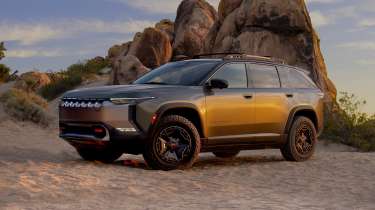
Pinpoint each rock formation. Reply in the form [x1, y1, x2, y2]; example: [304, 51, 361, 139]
[108, 20, 174, 85]
[107, 0, 336, 101]
[173, 0, 218, 57]
[203, 0, 336, 100]
[109, 55, 149, 85]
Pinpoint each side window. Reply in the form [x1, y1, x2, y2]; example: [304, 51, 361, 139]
[278, 66, 316, 89]
[211, 63, 247, 88]
[248, 64, 280, 88]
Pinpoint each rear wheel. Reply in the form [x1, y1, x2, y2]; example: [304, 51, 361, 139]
[281, 116, 317, 161]
[77, 147, 123, 163]
[213, 151, 240, 158]
[143, 115, 201, 171]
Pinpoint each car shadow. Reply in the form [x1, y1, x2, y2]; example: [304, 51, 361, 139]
[113, 154, 285, 170]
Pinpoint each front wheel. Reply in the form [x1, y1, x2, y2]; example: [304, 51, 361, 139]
[281, 116, 317, 162]
[77, 147, 123, 163]
[143, 115, 201, 171]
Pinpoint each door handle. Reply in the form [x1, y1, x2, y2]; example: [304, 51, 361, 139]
[286, 93, 294, 98]
[243, 95, 253, 99]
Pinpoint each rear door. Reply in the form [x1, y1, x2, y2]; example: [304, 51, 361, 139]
[205, 63, 256, 138]
[247, 63, 290, 137]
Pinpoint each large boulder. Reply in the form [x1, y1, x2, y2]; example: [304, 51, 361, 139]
[173, 0, 218, 57]
[107, 42, 132, 67]
[203, 0, 336, 100]
[109, 55, 150, 85]
[108, 26, 172, 85]
[155, 19, 175, 43]
[128, 27, 173, 69]
[14, 71, 51, 92]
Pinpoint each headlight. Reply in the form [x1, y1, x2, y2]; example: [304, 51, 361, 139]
[109, 97, 156, 105]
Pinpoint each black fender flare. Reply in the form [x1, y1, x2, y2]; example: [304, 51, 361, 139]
[284, 105, 317, 134]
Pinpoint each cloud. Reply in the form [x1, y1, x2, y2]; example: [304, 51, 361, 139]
[338, 41, 375, 51]
[310, 11, 331, 27]
[356, 59, 375, 66]
[359, 19, 375, 28]
[113, 0, 220, 14]
[0, 19, 155, 46]
[5, 49, 66, 58]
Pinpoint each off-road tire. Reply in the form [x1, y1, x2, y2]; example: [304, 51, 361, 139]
[143, 115, 201, 171]
[77, 148, 123, 163]
[213, 151, 240, 158]
[281, 116, 317, 162]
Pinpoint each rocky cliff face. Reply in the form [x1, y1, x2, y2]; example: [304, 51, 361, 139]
[203, 0, 336, 100]
[107, 0, 336, 100]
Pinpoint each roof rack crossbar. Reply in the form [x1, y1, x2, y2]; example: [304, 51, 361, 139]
[193, 53, 285, 64]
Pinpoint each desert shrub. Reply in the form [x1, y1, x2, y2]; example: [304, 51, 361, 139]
[323, 92, 375, 151]
[0, 88, 50, 125]
[0, 64, 10, 82]
[38, 57, 108, 100]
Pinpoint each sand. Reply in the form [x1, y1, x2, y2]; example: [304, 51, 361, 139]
[0, 79, 375, 210]
[0, 119, 374, 210]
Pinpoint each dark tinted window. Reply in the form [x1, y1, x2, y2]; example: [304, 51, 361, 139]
[134, 61, 219, 86]
[211, 63, 247, 88]
[248, 64, 280, 88]
[278, 66, 316, 89]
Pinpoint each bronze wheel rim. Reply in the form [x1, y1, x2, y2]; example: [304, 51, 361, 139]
[155, 126, 192, 164]
[295, 122, 314, 155]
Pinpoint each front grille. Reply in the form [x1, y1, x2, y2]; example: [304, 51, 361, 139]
[60, 98, 106, 109]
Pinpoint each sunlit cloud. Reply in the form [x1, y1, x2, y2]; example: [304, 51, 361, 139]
[0, 19, 155, 46]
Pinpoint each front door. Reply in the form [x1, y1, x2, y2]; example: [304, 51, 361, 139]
[205, 63, 256, 139]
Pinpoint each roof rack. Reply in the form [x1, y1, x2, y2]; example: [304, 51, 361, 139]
[193, 53, 285, 64]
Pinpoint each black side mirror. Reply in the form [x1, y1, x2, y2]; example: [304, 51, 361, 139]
[206, 79, 229, 89]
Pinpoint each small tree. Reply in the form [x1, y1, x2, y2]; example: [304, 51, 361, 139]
[0, 42, 5, 60]
[324, 92, 375, 151]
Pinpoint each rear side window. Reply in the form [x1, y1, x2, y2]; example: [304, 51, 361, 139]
[248, 64, 280, 88]
[211, 63, 247, 88]
[278, 66, 316, 89]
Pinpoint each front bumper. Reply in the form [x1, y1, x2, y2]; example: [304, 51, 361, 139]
[59, 100, 146, 154]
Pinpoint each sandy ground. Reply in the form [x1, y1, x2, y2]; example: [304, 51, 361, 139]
[0, 119, 374, 210]
[1, 79, 375, 210]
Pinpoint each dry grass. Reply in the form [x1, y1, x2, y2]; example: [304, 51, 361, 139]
[0, 88, 50, 126]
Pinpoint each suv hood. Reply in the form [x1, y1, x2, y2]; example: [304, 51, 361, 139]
[63, 84, 198, 99]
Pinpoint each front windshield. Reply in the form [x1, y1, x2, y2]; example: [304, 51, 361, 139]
[133, 60, 220, 86]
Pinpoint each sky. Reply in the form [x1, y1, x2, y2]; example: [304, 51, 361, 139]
[0, 0, 374, 113]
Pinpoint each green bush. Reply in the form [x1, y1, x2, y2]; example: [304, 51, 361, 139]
[0, 88, 50, 126]
[0, 64, 10, 82]
[39, 57, 108, 100]
[323, 92, 375, 151]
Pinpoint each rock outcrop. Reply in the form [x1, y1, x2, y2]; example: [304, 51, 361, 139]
[109, 55, 149, 85]
[108, 24, 173, 85]
[173, 0, 218, 57]
[203, 0, 336, 100]
[107, 0, 336, 101]
[155, 19, 175, 42]
[128, 27, 173, 69]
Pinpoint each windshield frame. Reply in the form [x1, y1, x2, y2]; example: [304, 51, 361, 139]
[133, 60, 222, 86]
